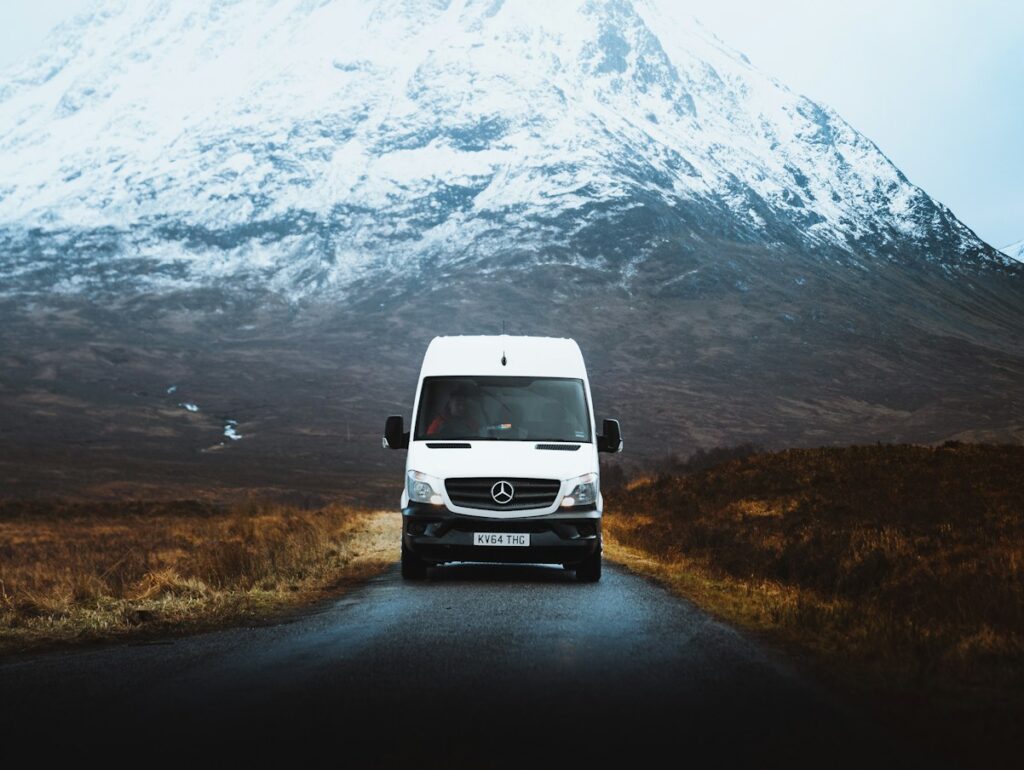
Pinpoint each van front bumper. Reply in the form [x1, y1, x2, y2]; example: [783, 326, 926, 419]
[402, 502, 600, 565]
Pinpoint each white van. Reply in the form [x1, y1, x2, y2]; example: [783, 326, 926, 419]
[383, 335, 622, 582]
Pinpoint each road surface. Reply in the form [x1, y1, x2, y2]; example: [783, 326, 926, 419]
[0, 561, 942, 768]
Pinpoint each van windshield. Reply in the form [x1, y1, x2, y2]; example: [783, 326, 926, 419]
[414, 376, 591, 442]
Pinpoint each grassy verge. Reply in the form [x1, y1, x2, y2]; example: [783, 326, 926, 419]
[602, 442, 1024, 768]
[0, 502, 395, 656]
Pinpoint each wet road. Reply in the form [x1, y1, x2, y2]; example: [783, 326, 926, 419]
[0, 562, 942, 768]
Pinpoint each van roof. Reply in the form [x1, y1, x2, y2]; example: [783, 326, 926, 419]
[420, 336, 587, 379]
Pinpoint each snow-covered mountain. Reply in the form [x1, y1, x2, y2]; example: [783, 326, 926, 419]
[1002, 240, 1024, 263]
[1, 0, 1023, 494]
[0, 0, 1012, 297]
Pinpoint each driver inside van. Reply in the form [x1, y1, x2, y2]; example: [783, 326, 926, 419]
[426, 387, 480, 438]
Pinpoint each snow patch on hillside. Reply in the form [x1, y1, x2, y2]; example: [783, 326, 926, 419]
[1001, 239, 1024, 263]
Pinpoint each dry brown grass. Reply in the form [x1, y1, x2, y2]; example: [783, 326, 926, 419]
[603, 442, 1024, 766]
[0, 502, 395, 656]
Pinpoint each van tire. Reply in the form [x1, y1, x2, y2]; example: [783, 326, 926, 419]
[401, 543, 428, 580]
[575, 549, 601, 582]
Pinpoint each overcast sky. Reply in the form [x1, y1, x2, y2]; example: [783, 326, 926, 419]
[1, 0, 1021, 247]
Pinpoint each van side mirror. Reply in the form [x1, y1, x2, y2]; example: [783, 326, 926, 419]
[383, 415, 409, 449]
[597, 418, 622, 453]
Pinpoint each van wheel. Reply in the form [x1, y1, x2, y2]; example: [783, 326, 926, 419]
[575, 549, 602, 583]
[401, 543, 428, 580]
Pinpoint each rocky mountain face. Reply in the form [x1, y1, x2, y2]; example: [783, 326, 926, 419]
[0, 0, 1021, 501]
[0, 0, 1014, 295]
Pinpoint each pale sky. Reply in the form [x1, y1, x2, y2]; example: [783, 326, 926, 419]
[1, 0, 1021, 248]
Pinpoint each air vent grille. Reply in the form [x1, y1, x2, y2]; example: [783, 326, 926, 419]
[445, 477, 561, 511]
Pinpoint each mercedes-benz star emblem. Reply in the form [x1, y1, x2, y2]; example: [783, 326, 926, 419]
[490, 480, 514, 505]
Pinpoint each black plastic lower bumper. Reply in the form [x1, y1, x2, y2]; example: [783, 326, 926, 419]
[402, 502, 601, 565]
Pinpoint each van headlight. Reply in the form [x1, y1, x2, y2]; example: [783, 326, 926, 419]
[561, 472, 598, 507]
[407, 470, 444, 506]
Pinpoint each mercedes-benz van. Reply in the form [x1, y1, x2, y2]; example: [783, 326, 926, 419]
[383, 335, 622, 582]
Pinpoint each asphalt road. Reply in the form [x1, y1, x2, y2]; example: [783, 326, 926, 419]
[0, 561, 944, 768]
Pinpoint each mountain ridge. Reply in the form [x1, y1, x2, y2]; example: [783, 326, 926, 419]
[0, 0, 1015, 299]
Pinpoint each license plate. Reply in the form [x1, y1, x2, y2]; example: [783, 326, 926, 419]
[473, 532, 530, 547]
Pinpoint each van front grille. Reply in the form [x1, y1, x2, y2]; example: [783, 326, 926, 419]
[445, 477, 561, 511]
